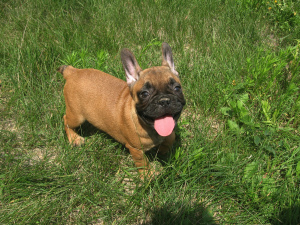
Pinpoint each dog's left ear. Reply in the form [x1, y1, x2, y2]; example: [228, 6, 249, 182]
[121, 48, 142, 86]
[162, 42, 178, 76]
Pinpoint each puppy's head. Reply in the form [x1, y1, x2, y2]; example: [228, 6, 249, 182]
[121, 43, 186, 137]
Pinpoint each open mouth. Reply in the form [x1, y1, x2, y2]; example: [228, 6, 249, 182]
[154, 115, 175, 136]
[140, 112, 181, 137]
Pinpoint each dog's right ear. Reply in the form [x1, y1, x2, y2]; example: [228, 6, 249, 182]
[121, 49, 142, 86]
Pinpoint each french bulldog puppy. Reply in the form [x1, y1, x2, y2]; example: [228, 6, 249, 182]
[58, 43, 185, 178]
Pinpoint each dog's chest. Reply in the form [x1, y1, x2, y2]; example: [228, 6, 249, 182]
[135, 130, 165, 152]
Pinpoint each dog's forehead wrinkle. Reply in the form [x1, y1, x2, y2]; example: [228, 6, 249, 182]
[143, 81, 152, 89]
[169, 77, 176, 84]
[142, 70, 177, 88]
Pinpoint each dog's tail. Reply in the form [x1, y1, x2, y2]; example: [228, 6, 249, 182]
[57, 65, 72, 79]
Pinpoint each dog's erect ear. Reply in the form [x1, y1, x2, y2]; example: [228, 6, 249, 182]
[121, 49, 142, 85]
[161, 42, 178, 76]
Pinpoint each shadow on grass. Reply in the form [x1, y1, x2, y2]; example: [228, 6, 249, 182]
[142, 201, 216, 225]
[75, 121, 102, 138]
[145, 125, 183, 166]
[75, 121, 183, 165]
[271, 204, 300, 225]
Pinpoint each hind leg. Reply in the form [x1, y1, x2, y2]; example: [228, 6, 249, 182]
[63, 112, 85, 146]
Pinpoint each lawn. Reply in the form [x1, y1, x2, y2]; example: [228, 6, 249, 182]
[0, 0, 300, 224]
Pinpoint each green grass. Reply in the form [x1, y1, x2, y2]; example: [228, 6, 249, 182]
[1, 0, 300, 224]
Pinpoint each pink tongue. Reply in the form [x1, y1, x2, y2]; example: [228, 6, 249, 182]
[154, 116, 175, 137]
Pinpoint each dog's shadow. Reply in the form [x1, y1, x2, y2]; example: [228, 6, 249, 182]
[142, 201, 217, 225]
[75, 121, 182, 166]
[75, 121, 102, 138]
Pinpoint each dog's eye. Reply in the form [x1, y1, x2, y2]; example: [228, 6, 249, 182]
[174, 85, 181, 92]
[140, 91, 150, 99]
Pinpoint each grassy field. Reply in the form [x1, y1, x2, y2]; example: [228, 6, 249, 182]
[1, 0, 300, 224]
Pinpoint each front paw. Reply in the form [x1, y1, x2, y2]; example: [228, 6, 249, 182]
[71, 136, 85, 147]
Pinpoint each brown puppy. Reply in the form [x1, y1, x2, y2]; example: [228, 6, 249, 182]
[58, 43, 185, 179]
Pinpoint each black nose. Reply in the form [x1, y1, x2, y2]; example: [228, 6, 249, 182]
[158, 98, 170, 107]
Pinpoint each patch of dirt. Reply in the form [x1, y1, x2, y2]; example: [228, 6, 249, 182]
[180, 105, 224, 142]
[259, 25, 279, 49]
[0, 118, 18, 132]
[0, 95, 58, 167]
[27, 147, 57, 166]
[115, 154, 165, 195]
